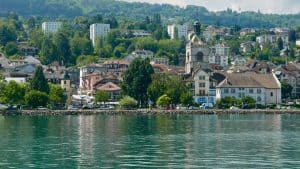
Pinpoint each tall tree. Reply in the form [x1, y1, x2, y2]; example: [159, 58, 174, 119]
[25, 90, 49, 108]
[95, 90, 110, 104]
[30, 66, 50, 94]
[40, 37, 58, 64]
[122, 58, 154, 107]
[277, 37, 284, 50]
[54, 32, 72, 65]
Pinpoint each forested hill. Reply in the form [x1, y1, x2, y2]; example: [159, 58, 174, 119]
[1, 0, 300, 28]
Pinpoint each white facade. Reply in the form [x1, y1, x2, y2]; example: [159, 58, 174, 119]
[5, 77, 27, 83]
[296, 40, 300, 47]
[209, 44, 230, 67]
[42, 22, 62, 34]
[216, 73, 281, 105]
[90, 24, 111, 45]
[256, 34, 289, 45]
[167, 24, 188, 39]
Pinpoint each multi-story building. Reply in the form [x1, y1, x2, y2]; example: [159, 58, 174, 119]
[167, 24, 188, 39]
[42, 22, 62, 34]
[90, 23, 111, 45]
[216, 72, 281, 105]
[186, 68, 225, 105]
[274, 62, 300, 99]
[209, 44, 230, 67]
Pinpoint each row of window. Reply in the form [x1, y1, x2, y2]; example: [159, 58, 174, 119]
[224, 88, 262, 94]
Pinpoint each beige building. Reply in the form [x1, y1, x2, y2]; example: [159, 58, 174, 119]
[216, 72, 281, 105]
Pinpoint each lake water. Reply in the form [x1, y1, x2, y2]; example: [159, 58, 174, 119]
[0, 114, 300, 168]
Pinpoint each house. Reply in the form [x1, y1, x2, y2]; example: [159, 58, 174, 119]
[125, 50, 154, 62]
[167, 24, 188, 39]
[185, 68, 226, 105]
[216, 72, 281, 105]
[249, 61, 274, 74]
[240, 28, 256, 36]
[90, 23, 110, 45]
[274, 62, 300, 98]
[4, 72, 29, 83]
[0, 56, 11, 69]
[81, 72, 122, 101]
[209, 43, 230, 67]
[150, 58, 169, 66]
[19, 46, 37, 56]
[79, 64, 108, 90]
[103, 60, 129, 73]
[232, 57, 247, 66]
[42, 22, 62, 34]
[240, 41, 255, 53]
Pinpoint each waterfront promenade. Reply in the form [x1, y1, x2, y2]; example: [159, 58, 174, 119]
[2, 109, 300, 116]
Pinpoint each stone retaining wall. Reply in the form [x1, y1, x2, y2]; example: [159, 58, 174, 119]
[1, 109, 300, 116]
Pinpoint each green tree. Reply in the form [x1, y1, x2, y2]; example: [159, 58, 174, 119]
[277, 37, 284, 50]
[119, 96, 138, 109]
[25, 90, 49, 108]
[40, 37, 59, 64]
[113, 44, 126, 58]
[281, 81, 293, 99]
[5, 42, 18, 56]
[156, 94, 171, 107]
[0, 23, 17, 46]
[0, 81, 25, 105]
[180, 92, 193, 106]
[54, 32, 72, 65]
[95, 90, 110, 103]
[49, 84, 66, 108]
[30, 66, 50, 93]
[122, 58, 154, 107]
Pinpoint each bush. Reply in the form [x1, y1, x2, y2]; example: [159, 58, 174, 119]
[119, 96, 138, 109]
[156, 94, 171, 107]
[24, 90, 49, 108]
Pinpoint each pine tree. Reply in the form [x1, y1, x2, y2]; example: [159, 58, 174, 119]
[30, 66, 50, 94]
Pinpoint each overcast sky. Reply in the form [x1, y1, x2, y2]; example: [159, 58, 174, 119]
[124, 0, 300, 14]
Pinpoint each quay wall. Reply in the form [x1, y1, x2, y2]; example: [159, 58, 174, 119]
[1, 109, 300, 116]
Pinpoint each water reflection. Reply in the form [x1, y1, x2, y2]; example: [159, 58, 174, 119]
[0, 114, 299, 168]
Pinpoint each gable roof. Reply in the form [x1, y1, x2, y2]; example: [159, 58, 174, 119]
[217, 72, 280, 89]
[96, 82, 121, 92]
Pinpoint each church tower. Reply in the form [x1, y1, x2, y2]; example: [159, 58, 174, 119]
[185, 32, 211, 74]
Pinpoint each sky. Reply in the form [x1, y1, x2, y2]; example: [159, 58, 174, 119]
[124, 0, 300, 14]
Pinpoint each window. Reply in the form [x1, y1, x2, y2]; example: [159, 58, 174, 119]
[249, 89, 254, 94]
[199, 76, 205, 80]
[239, 88, 245, 91]
[257, 89, 262, 94]
[224, 89, 229, 94]
[270, 92, 273, 97]
[199, 83, 205, 88]
[257, 97, 262, 102]
[231, 89, 236, 93]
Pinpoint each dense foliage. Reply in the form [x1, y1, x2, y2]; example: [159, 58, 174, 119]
[0, 0, 300, 28]
[122, 58, 154, 107]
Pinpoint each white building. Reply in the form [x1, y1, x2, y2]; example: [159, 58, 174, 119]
[167, 24, 188, 39]
[42, 22, 62, 34]
[256, 34, 289, 46]
[296, 40, 300, 47]
[125, 50, 154, 62]
[185, 68, 226, 105]
[209, 44, 230, 67]
[216, 72, 281, 105]
[90, 23, 111, 46]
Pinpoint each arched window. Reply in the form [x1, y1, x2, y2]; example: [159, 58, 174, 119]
[196, 52, 204, 62]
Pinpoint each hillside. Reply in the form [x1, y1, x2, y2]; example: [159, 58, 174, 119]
[0, 0, 300, 28]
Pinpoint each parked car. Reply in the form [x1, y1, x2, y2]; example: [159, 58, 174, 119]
[230, 106, 239, 110]
[200, 103, 213, 109]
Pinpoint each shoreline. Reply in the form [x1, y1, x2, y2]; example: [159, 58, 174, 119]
[1, 109, 300, 116]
